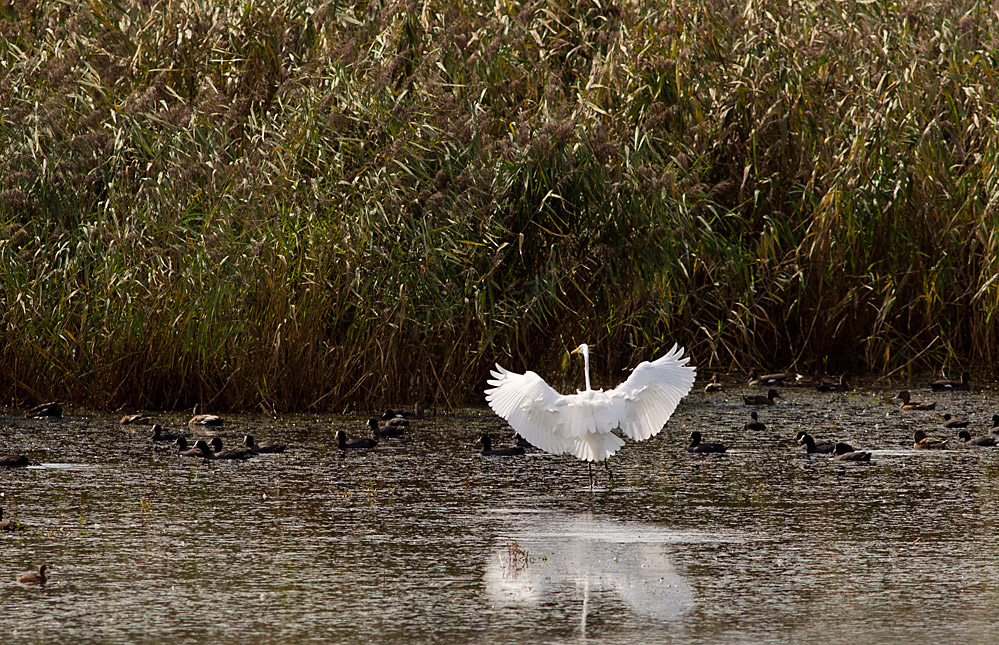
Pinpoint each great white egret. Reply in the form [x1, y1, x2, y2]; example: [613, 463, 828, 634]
[485, 343, 695, 463]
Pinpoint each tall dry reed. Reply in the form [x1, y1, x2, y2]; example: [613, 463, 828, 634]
[1, 0, 997, 409]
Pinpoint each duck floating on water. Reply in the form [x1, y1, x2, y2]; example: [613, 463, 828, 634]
[913, 429, 947, 450]
[368, 418, 404, 439]
[815, 373, 850, 393]
[242, 435, 286, 454]
[687, 431, 727, 453]
[896, 391, 936, 411]
[704, 374, 725, 393]
[17, 564, 47, 587]
[175, 437, 214, 458]
[188, 404, 224, 428]
[335, 430, 378, 451]
[208, 437, 252, 460]
[151, 424, 181, 442]
[832, 442, 871, 462]
[744, 389, 781, 406]
[941, 414, 969, 429]
[748, 369, 785, 388]
[797, 432, 839, 455]
[23, 401, 62, 419]
[743, 411, 766, 432]
[930, 371, 971, 391]
[958, 430, 996, 447]
[477, 434, 525, 456]
[0, 454, 31, 469]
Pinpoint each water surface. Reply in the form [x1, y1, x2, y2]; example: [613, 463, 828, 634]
[3, 381, 999, 643]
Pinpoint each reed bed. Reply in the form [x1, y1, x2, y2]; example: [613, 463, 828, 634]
[2, 0, 998, 410]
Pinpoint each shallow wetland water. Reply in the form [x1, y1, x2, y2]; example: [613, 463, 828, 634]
[4, 381, 999, 643]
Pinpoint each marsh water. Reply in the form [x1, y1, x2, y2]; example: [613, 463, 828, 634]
[4, 381, 999, 643]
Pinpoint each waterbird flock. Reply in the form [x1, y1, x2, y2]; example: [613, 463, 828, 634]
[4, 355, 996, 586]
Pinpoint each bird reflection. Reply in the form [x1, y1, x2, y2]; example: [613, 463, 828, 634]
[483, 511, 696, 635]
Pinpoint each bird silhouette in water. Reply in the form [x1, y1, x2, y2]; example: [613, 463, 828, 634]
[896, 391, 936, 411]
[930, 372, 970, 391]
[242, 435, 286, 453]
[743, 411, 766, 432]
[743, 389, 781, 406]
[367, 418, 404, 439]
[912, 430, 947, 449]
[335, 430, 377, 451]
[687, 431, 726, 453]
[477, 434, 525, 456]
[958, 430, 995, 447]
[832, 443, 871, 462]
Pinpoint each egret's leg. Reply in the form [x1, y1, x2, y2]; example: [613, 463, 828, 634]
[604, 461, 614, 482]
[588, 462, 594, 489]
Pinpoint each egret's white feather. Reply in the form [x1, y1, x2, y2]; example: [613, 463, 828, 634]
[485, 343, 696, 462]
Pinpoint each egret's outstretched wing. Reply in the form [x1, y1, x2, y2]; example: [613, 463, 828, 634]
[486, 345, 695, 462]
[608, 344, 696, 441]
[485, 365, 572, 455]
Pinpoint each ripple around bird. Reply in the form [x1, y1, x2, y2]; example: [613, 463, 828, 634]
[3, 382, 999, 643]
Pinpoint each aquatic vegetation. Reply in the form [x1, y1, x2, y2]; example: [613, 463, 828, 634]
[2, 0, 998, 409]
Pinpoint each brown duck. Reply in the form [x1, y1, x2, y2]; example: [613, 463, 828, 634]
[17, 565, 47, 586]
[896, 391, 936, 411]
[188, 404, 224, 428]
[704, 374, 725, 393]
[913, 429, 947, 449]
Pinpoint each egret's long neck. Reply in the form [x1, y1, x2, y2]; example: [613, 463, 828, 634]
[582, 349, 592, 392]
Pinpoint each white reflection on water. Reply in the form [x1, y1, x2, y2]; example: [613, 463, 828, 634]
[484, 510, 697, 633]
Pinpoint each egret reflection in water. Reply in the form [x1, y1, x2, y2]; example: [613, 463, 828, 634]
[484, 511, 697, 634]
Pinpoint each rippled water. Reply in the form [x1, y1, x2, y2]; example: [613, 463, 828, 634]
[4, 381, 999, 643]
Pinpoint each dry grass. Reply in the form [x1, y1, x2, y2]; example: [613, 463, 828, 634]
[2, 0, 998, 410]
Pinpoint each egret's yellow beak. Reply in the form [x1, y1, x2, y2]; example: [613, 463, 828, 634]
[570, 347, 580, 355]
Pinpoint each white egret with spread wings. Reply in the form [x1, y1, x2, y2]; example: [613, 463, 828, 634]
[485, 343, 695, 464]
